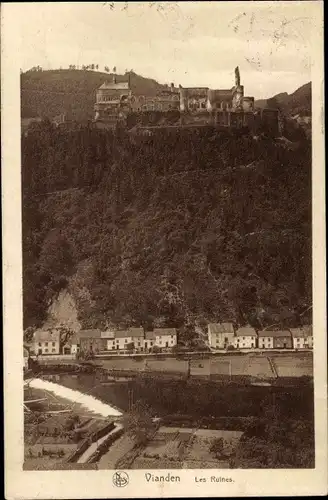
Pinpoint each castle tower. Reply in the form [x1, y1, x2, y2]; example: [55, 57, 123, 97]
[235, 66, 240, 87]
[232, 66, 244, 110]
[179, 85, 187, 112]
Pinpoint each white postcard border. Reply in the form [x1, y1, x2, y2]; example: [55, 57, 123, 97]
[2, 2, 327, 498]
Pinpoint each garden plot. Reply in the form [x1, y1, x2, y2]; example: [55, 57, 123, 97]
[243, 356, 275, 378]
[142, 427, 192, 461]
[272, 355, 313, 377]
[145, 359, 188, 373]
[210, 356, 249, 376]
[183, 429, 243, 466]
[190, 359, 211, 377]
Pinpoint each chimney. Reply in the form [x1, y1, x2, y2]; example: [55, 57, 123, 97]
[170, 82, 174, 92]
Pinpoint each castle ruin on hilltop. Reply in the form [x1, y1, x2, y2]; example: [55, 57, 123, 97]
[94, 67, 279, 135]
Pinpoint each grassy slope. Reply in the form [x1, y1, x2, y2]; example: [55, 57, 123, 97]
[21, 69, 164, 120]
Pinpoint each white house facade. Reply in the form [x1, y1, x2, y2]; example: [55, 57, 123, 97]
[106, 328, 144, 351]
[33, 329, 60, 355]
[290, 326, 313, 349]
[258, 332, 274, 349]
[153, 328, 177, 349]
[233, 327, 257, 349]
[207, 322, 235, 349]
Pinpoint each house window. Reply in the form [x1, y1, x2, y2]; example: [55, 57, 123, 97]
[45, 349, 48, 353]
[38, 342, 41, 347]
[125, 339, 128, 343]
[52, 342, 55, 346]
[52, 349, 56, 353]
[150, 341, 153, 346]
[45, 342, 48, 346]
[243, 337, 245, 340]
[201, 101, 206, 109]
[138, 341, 141, 346]
[116, 340, 119, 344]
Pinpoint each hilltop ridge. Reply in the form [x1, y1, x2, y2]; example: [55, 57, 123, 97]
[255, 82, 311, 117]
[21, 68, 311, 122]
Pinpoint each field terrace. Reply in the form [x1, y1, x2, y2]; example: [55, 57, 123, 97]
[131, 426, 243, 469]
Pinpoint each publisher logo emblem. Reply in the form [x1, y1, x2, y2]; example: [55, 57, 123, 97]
[113, 471, 129, 487]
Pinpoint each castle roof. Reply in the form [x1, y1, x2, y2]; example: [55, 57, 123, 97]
[181, 87, 209, 98]
[99, 81, 130, 91]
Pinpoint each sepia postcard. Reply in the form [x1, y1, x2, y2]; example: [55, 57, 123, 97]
[2, 1, 327, 498]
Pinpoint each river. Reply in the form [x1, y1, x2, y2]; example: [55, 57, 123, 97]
[28, 372, 314, 422]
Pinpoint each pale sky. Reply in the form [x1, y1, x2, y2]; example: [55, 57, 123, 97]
[15, 1, 314, 99]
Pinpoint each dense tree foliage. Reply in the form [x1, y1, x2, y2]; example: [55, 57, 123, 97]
[22, 123, 311, 330]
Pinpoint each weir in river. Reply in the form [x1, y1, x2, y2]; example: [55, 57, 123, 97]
[26, 377, 123, 417]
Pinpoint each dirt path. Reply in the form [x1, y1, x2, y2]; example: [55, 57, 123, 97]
[77, 423, 123, 464]
[97, 433, 136, 469]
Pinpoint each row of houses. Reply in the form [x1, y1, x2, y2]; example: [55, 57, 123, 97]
[32, 327, 178, 356]
[31, 322, 313, 357]
[207, 323, 313, 350]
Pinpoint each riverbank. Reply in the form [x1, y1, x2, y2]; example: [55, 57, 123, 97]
[24, 378, 123, 470]
[33, 351, 313, 385]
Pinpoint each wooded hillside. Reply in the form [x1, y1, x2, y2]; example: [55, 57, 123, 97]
[22, 124, 311, 331]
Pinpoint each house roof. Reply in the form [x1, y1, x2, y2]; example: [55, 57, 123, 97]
[114, 328, 144, 339]
[78, 329, 101, 339]
[259, 330, 291, 338]
[145, 331, 156, 340]
[302, 325, 312, 336]
[99, 82, 130, 90]
[236, 326, 257, 337]
[101, 331, 115, 339]
[34, 330, 60, 342]
[290, 328, 305, 338]
[153, 328, 177, 337]
[290, 327, 312, 338]
[128, 327, 144, 338]
[258, 330, 276, 338]
[208, 322, 234, 334]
